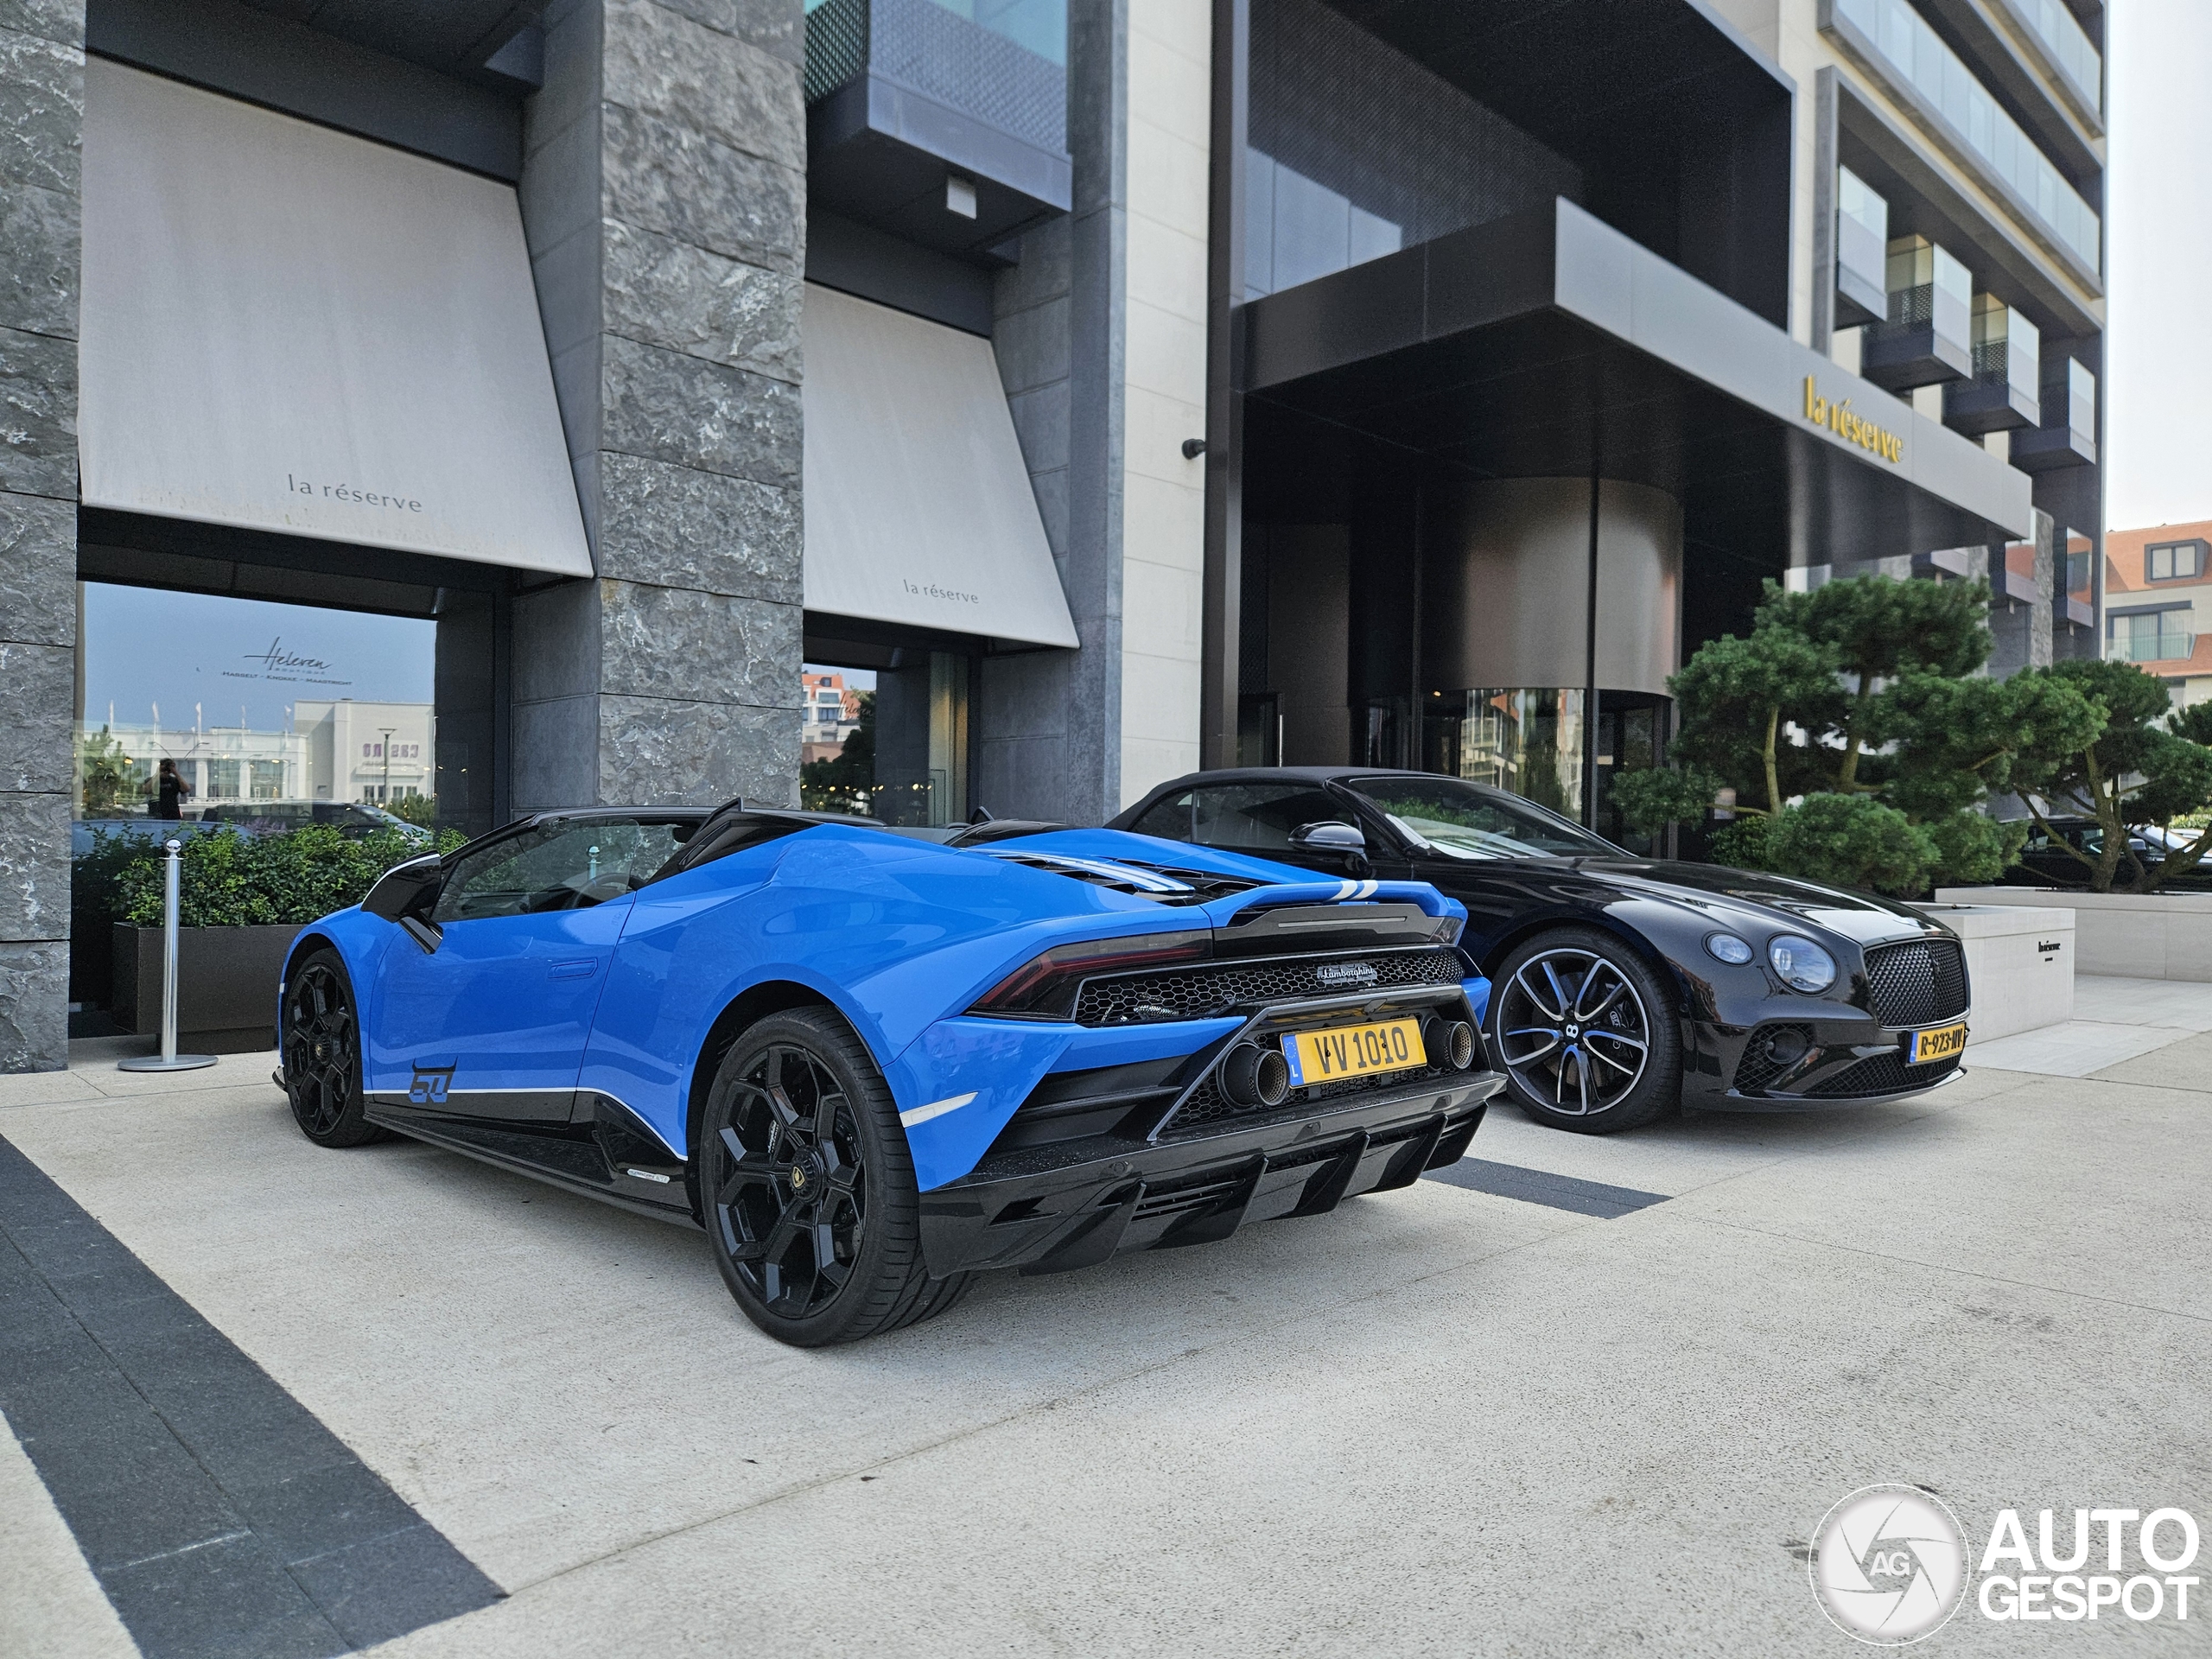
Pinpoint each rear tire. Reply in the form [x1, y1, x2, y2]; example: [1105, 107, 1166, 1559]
[280, 949, 387, 1147]
[1486, 927, 1680, 1135]
[700, 1009, 975, 1346]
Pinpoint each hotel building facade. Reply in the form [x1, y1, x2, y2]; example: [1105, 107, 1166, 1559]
[0, 0, 2105, 1065]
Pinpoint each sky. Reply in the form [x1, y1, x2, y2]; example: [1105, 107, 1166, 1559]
[81, 584, 435, 733]
[2105, 0, 2212, 531]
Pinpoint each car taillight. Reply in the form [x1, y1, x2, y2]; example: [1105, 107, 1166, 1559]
[969, 929, 1211, 1019]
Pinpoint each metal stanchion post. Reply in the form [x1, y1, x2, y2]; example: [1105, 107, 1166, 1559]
[118, 838, 217, 1073]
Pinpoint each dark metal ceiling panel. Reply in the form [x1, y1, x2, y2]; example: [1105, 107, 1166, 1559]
[1316, 0, 1792, 159]
[240, 0, 543, 78]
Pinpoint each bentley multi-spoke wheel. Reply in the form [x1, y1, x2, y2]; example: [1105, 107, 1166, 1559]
[702, 1010, 974, 1346]
[1488, 929, 1681, 1134]
[280, 949, 386, 1147]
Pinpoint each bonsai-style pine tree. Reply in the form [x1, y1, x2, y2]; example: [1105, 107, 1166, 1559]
[1612, 575, 2103, 894]
[2003, 658, 2212, 892]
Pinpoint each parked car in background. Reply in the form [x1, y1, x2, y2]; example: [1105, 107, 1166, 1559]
[201, 800, 433, 842]
[70, 818, 221, 857]
[277, 803, 1498, 1345]
[1108, 769, 1973, 1134]
[2002, 816, 2212, 892]
[76, 801, 430, 855]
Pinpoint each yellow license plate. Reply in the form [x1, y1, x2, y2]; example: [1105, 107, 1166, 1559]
[1280, 1016, 1426, 1087]
[1907, 1021, 1967, 1065]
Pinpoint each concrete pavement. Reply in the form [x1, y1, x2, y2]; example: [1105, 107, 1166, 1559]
[2, 996, 2207, 1657]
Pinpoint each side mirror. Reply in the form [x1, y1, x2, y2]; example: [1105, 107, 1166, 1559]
[364, 853, 446, 951]
[1290, 820, 1370, 876]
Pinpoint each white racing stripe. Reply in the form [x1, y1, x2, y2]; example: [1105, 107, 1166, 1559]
[1331, 879, 1381, 899]
[899, 1092, 977, 1128]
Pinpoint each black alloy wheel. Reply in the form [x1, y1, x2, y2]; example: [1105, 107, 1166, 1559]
[281, 949, 387, 1147]
[1488, 927, 1681, 1134]
[701, 1009, 974, 1346]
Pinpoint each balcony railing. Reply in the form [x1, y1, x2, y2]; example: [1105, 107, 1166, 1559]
[1834, 166, 1888, 326]
[1864, 238, 1972, 391]
[1827, 0, 2101, 281]
[1997, 0, 2101, 124]
[2113, 630, 2194, 665]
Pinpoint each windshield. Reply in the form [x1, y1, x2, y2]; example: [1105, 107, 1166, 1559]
[1350, 777, 1620, 861]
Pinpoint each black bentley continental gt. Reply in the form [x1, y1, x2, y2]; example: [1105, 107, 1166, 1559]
[1104, 769, 1972, 1135]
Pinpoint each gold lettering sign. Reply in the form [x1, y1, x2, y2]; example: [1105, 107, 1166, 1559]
[1803, 376, 1904, 464]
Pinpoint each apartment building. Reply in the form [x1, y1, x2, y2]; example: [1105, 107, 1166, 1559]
[1713, 0, 2106, 673]
[798, 671, 862, 764]
[2105, 520, 2212, 706]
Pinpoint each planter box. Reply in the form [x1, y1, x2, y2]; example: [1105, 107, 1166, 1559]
[111, 924, 305, 1052]
[1935, 887, 2212, 982]
[1910, 903, 2074, 1041]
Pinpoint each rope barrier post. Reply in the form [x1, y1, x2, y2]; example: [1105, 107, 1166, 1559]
[118, 838, 217, 1073]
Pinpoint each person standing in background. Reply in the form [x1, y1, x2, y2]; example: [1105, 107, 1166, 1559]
[155, 758, 192, 821]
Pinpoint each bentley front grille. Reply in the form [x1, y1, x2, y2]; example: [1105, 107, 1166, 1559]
[1862, 939, 1969, 1027]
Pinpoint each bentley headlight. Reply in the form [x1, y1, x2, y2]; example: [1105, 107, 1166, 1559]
[1768, 935, 1837, 995]
[1705, 932, 1754, 965]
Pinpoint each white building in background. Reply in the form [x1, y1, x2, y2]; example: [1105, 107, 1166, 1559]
[293, 701, 435, 804]
[91, 721, 308, 805]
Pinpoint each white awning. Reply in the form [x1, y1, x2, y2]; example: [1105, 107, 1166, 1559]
[79, 60, 593, 579]
[802, 284, 1078, 649]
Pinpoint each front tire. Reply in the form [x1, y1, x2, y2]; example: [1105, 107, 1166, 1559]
[1486, 928, 1680, 1134]
[280, 949, 387, 1147]
[700, 1009, 974, 1347]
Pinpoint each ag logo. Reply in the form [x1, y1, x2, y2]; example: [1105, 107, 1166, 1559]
[1811, 1485, 1972, 1644]
[408, 1065, 455, 1105]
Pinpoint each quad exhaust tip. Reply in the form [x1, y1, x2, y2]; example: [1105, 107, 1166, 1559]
[1425, 1017, 1478, 1072]
[1221, 1042, 1292, 1108]
[1222, 1017, 1474, 1109]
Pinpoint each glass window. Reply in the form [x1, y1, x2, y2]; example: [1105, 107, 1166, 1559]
[2111, 612, 2195, 664]
[1349, 777, 1618, 861]
[1243, 0, 1575, 302]
[75, 582, 436, 827]
[1427, 687, 1589, 821]
[2147, 543, 2202, 582]
[1128, 794, 1197, 842]
[432, 818, 691, 922]
[1183, 785, 1355, 851]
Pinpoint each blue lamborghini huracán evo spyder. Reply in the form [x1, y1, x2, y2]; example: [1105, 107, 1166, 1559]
[276, 803, 1501, 1345]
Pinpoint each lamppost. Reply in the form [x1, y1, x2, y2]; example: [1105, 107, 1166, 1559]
[378, 726, 396, 805]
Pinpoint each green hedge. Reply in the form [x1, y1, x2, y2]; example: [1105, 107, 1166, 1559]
[89, 825, 462, 930]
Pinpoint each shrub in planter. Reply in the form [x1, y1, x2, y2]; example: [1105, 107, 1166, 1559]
[70, 828, 160, 1003]
[1764, 794, 1933, 894]
[1705, 812, 1774, 873]
[113, 824, 461, 928]
[99, 824, 464, 1047]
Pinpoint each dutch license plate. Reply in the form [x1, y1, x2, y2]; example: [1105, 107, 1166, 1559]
[1281, 1016, 1426, 1087]
[1907, 1021, 1967, 1065]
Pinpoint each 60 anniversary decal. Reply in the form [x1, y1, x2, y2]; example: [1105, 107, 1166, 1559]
[1810, 1487, 2200, 1643]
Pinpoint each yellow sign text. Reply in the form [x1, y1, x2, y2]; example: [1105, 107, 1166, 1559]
[1804, 376, 1904, 463]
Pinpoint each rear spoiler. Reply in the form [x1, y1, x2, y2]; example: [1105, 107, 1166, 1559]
[1208, 881, 1464, 957]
